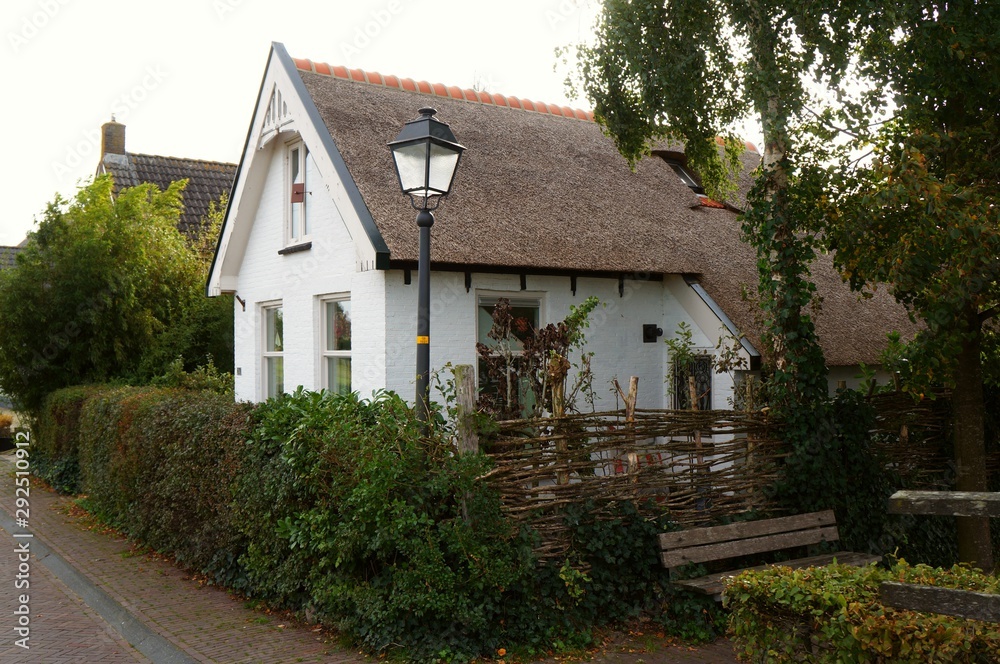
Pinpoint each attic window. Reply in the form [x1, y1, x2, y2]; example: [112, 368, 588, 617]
[287, 141, 309, 243]
[665, 160, 705, 195]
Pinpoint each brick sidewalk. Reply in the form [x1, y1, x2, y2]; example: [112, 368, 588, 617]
[0, 523, 147, 663]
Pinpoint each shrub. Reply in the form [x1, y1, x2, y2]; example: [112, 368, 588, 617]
[34, 383, 719, 661]
[33, 385, 106, 492]
[72, 385, 251, 585]
[233, 388, 530, 661]
[726, 560, 1000, 663]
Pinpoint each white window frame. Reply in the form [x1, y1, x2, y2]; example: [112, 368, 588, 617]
[320, 295, 352, 395]
[286, 140, 309, 244]
[261, 302, 284, 400]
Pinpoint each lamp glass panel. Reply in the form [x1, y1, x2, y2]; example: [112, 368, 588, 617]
[391, 141, 429, 194]
[428, 143, 460, 195]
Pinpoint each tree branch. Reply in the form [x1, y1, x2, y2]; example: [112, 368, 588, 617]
[980, 306, 999, 324]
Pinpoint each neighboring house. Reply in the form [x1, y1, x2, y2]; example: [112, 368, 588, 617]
[208, 42, 915, 409]
[96, 120, 237, 238]
[0, 245, 22, 271]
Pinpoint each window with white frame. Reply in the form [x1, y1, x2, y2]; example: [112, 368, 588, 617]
[476, 295, 541, 416]
[321, 297, 351, 394]
[262, 304, 284, 399]
[287, 141, 308, 242]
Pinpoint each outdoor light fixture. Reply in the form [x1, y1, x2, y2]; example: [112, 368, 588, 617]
[389, 107, 465, 424]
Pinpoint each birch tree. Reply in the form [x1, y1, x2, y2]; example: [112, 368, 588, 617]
[574, 0, 898, 410]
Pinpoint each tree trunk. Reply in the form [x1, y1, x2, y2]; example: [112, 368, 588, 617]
[952, 311, 993, 572]
[748, 9, 803, 407]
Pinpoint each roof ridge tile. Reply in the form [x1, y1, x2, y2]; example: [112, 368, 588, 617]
[293, 57, 595, 122]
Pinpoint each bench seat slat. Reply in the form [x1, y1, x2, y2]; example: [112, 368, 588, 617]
[880, 582, 1000, 623]
[676, 551, 881, 599]
[661, 525, 840, 568]
[659, 510, 836, 550]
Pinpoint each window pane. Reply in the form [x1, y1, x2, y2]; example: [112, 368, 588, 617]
[301, 148, 308, 236]
[673, 356, 712, 410]
[266, 307, 283, 352]
[477, 299, 538, 351]
[327, 357, 351, 395]
[290, 148, 300, 183]
[266, 356, 284, 398]
[326, 301, 351, 351]
[428, 143, 460, 194]
[391, 142, 429, 194]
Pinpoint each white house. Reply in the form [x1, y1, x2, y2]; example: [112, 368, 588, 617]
[208, 42, 913, 409]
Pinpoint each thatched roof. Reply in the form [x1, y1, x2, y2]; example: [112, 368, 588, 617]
[287, 56, 916, 366]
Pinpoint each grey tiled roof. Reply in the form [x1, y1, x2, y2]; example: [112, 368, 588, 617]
[0, 246, 22, 271]
[100, 153, 236, 238]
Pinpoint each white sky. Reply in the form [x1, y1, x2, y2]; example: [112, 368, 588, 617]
[0, 0, 602, 245]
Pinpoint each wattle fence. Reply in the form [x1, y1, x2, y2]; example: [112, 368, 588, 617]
[480, 408, 784, 558]
[476, 389, 977, 560]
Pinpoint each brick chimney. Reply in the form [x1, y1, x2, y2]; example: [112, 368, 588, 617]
[101, 119, 125, 157]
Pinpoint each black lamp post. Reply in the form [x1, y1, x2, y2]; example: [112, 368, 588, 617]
[389, 107, 464, 423]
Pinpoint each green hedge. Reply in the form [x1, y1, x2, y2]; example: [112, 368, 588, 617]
[33, 385, 704, 661]
[726, 560, 1000, 663]
[32, 385, 105, 492]
[74, 386, 253, 585]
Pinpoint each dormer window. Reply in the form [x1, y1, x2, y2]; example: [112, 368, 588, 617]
[665, 160, 705, 195]
[287, 141, 309, 243]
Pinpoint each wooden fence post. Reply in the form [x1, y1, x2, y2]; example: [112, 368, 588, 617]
[453, 364, 479, 456]
[614, 377, 640, 485]
[453, 364, 478, 524]
[549, 355, 571, 485]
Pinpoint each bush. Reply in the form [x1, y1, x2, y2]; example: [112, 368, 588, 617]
[35, 384, 716, 661]
[32, 385, 106, 492]
[726, 560, 1000, 663]
[73, 385, 251, 585]
[234, 388, 529, 661]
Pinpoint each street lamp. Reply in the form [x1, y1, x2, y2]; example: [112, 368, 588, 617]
[389, 107, 465, 423]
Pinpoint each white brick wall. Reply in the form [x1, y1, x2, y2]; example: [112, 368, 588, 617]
[233, 137, 377, 402]
[383, 271, 737, 412]
[230, 140, 740, 410]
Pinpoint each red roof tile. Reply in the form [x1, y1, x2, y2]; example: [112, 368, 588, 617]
[292, 57, 594, 122]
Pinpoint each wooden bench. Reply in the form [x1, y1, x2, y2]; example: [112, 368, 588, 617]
[659, 510, 880, 599]
[879, 490, 1000, 622]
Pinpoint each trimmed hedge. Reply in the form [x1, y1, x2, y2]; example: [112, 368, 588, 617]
[726, 560, 1000, 663]
[74, 386, 253, 585]
[33, 385, 106, 493]
[33, 385, 706, 661]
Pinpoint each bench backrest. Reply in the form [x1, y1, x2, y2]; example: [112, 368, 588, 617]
[659, 510, 840, 568]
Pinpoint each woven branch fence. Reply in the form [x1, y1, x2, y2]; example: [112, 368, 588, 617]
[868, 388, 1000, 484]
[479, 408, 784, 559]
[868, 389, 955, 487]
[452, 359, 992, 561]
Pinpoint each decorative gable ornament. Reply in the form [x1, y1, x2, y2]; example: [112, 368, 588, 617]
[259, 85, 294, 150]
